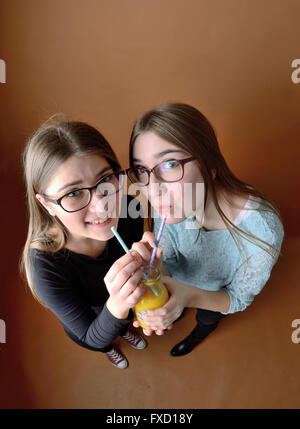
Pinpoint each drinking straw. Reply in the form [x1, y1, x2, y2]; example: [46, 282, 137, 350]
[111, 226, 130, 254]
[147, 215, 167, 278]
[111, 226, 159, 296]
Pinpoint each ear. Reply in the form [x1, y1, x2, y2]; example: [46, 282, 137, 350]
[211, 168, 217, 180]
[36, 193, 56, 216]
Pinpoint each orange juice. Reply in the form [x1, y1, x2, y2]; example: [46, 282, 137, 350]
[134, 267, 169, 329]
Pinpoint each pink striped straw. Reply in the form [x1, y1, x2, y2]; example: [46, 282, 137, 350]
[147, 215, 167, 278]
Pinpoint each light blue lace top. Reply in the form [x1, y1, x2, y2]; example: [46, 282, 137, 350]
[154, 198, 284, 314]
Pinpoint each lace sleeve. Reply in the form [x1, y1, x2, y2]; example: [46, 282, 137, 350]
[222, 251, 278, 314]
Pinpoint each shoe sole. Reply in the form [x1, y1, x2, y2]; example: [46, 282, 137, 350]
[108, 359, 128, 369]
[111, 362, 128, 369]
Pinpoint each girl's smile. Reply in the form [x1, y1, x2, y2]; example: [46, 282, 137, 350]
[85, 215, 113, 227]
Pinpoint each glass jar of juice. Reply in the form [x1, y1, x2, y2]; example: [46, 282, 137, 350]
[134, 267, 169, 329]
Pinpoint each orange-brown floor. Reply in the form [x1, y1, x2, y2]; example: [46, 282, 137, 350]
[1, 178, 300, 409]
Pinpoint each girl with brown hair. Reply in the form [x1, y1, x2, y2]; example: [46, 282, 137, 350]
[127, 103, 284, 356]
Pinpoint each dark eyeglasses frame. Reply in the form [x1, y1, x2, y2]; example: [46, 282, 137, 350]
[126, 157, 195, 186]
[42, 170, 125, 213]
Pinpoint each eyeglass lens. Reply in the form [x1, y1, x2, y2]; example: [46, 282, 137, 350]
[130, 160, 183, 185]
[61, 173, 122, 212]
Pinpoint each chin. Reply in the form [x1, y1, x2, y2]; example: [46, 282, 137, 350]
[164, 216, 186, 224]
[91, 229, 114, 242]
[155, 206, 186, 224]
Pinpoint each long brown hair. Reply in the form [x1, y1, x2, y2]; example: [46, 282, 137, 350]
[129, 103, 283, 258]
[21, 115, 121, 303]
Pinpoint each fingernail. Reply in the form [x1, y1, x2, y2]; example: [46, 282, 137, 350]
[142, 310, 148, 314]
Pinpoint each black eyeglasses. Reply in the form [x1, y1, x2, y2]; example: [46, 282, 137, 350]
[126, 157, 195, 187]
[43, 171, 125, 213]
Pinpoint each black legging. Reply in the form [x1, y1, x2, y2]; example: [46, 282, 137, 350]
[191, 308, 227, 339]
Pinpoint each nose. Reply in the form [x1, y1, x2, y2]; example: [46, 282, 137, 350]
[88, 188, 108, 213]
[147, 171, 166, 199]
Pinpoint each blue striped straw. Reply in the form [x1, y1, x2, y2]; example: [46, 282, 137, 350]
[111, 226, 159, 296]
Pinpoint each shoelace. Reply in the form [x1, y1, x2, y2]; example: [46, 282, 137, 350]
[107, 348, 124, 364]
[122, 331, 140, 346]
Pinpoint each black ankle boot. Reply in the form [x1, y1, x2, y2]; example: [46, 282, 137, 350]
[170, 334, 203, 356]
[170, 322, 218, 357]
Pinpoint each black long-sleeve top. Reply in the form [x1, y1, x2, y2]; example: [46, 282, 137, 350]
[29, 196, 144, 350]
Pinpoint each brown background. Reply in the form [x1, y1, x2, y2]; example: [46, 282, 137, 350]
[0, 0, 300, 409]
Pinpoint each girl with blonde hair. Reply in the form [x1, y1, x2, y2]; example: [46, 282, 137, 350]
[21, 117, 158, 368]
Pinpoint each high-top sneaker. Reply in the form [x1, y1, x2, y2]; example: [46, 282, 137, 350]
[106, 347, 128, 369]
[122, 329, 147, 350]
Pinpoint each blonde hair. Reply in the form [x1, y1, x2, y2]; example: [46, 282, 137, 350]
[20, 115, 121, 303]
